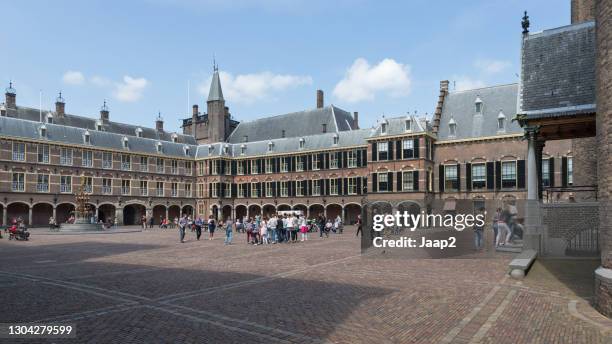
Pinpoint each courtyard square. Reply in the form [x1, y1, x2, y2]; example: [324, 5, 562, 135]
[1, 227, 610, 344]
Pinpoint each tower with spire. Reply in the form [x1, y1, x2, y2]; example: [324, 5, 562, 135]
[207, 63, 227, 142]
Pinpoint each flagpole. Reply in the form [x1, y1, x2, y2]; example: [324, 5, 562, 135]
[39, 90, 42, 122]
[187, 80, 190, 116]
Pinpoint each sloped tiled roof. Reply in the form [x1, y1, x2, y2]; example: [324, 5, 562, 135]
[370, 115, 428, 137]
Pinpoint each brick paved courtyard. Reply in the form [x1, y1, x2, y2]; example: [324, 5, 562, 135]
[1, 227, 611, 344]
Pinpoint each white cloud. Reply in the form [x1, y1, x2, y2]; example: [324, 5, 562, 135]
[113, 76, 148, 102]
[199, 71, 312, 103]
[474, 59, 510, 75]
[332, 58, 411, 103]
[90, 75, 112, 87]
[62, 71, 85, 85]
[452, 76, 487, 92]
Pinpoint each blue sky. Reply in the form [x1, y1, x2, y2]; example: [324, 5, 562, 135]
[2, 0, 570, 133]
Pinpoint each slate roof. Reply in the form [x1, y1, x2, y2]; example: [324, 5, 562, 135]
[4, 106, 196, 144]
[208, 70, 224, 102]
[370, 115, 429, 137]
[226, 105, 356, 143]
[520, 21, 596, 119]
[437, 83, 521, 141]
[0, 116, 197, 158]
[196, 128, 372, 158]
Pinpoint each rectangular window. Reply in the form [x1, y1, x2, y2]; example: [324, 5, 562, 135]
[82, 176, 93, 193]
[251, 183, 259, 197]
[156, 158, 164, 173]
[82, 150, 93, 167]
[102, 178, 112, 194]
[140, 157, 148, 172]
[122, 180, 131, 195]
[237, 161, 245, 175]
[296, 157, 304, 171]
[37, 144, 49, 164]
[157, 181, 164, 197]
[60, 148, 73, 166]
[197, 183, 204, 197]
[37, 174, 49, 192]
[348, 177, 357, 195]
[501, 161, 517, 189]
[171, 183, 178, 197]
[330, 179, 338, 195]
[296, 181, 303, 196]
[103, 152, 113, 169]
[197, 161, 205, 176]
[542, 158, 550, 187]
[312, 180, 321, 196]
[378, 173, 388, 192]
[171, 160, 178, 174]
[121, 154, 131, 171]
[140, 180, 148, 196]
[347, 150, 357, 168]
[185, 183, 192, 197]
[266, 158, 273, 173]
[60, 175, 72, 193]
[472, 163, 486, 189]
[281, 157, 289, 172]
[185, 161, 192, 175]
[12, 172, 25, 191]
[211, 184, 219, 198]
[223, 183, 231, 198]
[266, 182, 273, 197]
[251, 160, 259, 174]
[330, 153, 338, 169]
[280, 181, 288, 197]
[402, 139, 414, 159]
[224, 161, 231, 176]
[402, 171, 414, 191]
[567, 157, 573, 186]
[238, 184, 244, 198]
[378, 142, 388, 160]
[312, 154, 320, 170]
[444, 165, 458, 191]
[12, 142, 25, 161]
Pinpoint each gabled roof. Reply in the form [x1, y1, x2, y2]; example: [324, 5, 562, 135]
[438, 83, 521, 141]
[520, 21, 596, 119]
[370, 115, 429, 138]
[226, 105, 355, 143]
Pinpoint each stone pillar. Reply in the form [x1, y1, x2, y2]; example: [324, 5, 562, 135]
[342, 206, 346, 223]
[524, 127, 542, 252]
[527, 129, 539, 200]
[52, 206, 56, 221]
[28, 206, 33, 226]
[165, 208, 169, 221]
[116, 207, 124, 226]
[2, 207, 7, 226]
[595, 0, 612, 318]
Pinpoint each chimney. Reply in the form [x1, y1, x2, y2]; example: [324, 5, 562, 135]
[100, 100, 109, 124]
[156, 112, 164, 132]
[316, 89, 324, 108]
[571, 0, 595, 24]
[353, 112, 359, 129]
[432, 80, 450, 134]
[191, 104, 198, 137]
[5, 82, 16, 109]
[55, 92, 65, 117]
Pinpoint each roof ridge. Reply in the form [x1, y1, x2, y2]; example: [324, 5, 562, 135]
[449, 83, 517, 95]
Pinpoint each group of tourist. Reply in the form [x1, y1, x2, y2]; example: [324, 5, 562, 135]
[472, 205, 523, 250]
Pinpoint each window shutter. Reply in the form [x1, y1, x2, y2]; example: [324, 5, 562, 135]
[561, 157, 568, 187]
[258, 182, 262, 196]
[396, 141, 402, 159]
[356, 150, 362, 166]
[231, 161, 237, 175]
[324, 179, 330, 195]
[414, 138, 420, 158]
[361, 149, 367, 166]
[220, 183, 226, 197]
[357, 177, 362, 195]
[549, 157, 555, 187]
[247, 183, 251, 198]
[438, 165, 444, 192]
[465, 163, 471, 191]
[302, 155, 307, 169]
[388, 172, 393, 192]
[517, 160, 526, 189]
[486, 162, 494, 190]
[495, 161, 502, 189]
[307, 180, 312, 196]
[413, 171, 419, 191]
[231, 183, 237, 198]
[307, 155, 312, 171]
[209, 183, 213, 197]
[372, 143, 378, 161]
[302, 180, 307, 196]
[343, 178, 348, 195]
[271, 181, 277, 197]
[318, 153, 324, 169]
[388, 141, 394, 160]
[336, 178, 342, 194]
[372, 173, 378, 193]
[342, 151, 347, 168]
[288, 180, 294, 196]
[290, 156, 296, 172]
[397, 171, 403, 191]
[457, 164, 461, 191]
[247, 160, 252, 174]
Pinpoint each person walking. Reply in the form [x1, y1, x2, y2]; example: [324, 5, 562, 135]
[149, 216, 154, 229]
[334, 215, 342, 234]
[141, 215, 147, 230]
[269, 215, 278, 244]
[208, 215, 216, 240]
[299, 216, 308, 241]
[224, 218, 233, 245]
[495, 206, 511, 247]
[246, 218, 253, 244]
[474, 208, 485, 250]
[178, 215, 187, 243]
[318, 214, 326, 238]
[260, 217, 269, 244]
[493, 208, 501, 246]
[356, 214, 363, 237]
[195, 217, 203, 240]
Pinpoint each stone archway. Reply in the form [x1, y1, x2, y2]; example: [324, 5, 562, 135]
[168, 205, 181, 221]
[98, 204, 116, 224]
[277, 204, 291, 212]
[123, 204, 146, 225]
[182, 205, 194, 217]
[248, 204, 261, 218]
[344, 203, 362, 225]
[211, 205, 219, 220]
[7, 202, 29, 225]
[293, 204, 307, 217]
[0, 204, 4, 226]
[263, 204, 276, 218]
[235, 205, 247, 222]
[222, 205, 232, 221]
[152, 205, 166, 224]
[309, 204, 324, 219]
[32, 203, 53, 226]
[397, 201, 421, 216]
[56, 203, 75, 224]
[326, 203, 342, 220]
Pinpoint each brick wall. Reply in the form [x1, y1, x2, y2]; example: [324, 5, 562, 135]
[572, 0, 596, 23]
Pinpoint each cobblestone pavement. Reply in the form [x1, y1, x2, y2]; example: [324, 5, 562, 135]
[1, 227, 611, 343]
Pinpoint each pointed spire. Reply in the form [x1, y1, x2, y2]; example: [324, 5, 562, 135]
[208, 66, 224, 102]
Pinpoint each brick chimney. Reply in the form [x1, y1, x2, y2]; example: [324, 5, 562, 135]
[571, 0, 595, 23]
[55, 92, 65, 117]
[100, 100, 109, 124]
[316, 90, 324, 109]
[155, 112, 164, 132]
[432, 80, 449, 134]
[5, 82, 16, 109]
[192, 104, 198, 137]
[353, 112, 359, 129]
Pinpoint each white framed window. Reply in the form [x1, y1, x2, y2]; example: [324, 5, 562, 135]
[381, 122, 387, 134]
[211, 183, 219, 198]
[156, 158, 164, 173]
[156, 181, 164, 196]
[266, 182, 274, 197]
[37, 174, 49, 192]
[405, 119, 412, 132]
[333, 135, 339, 145]
[37, 144, 49, 164]
[238, 184, 245, 198]
[299, 138, 305, 149]
[542, 158, 550, 187]
[185, 161, 192, 175]
[82, 150, 93, 167]
[140, 180, 148, 196]
[12, 172, 25, 192]
[121, 180, 131, 195]
[223, 183, 231, 198]
[312, 179, 321, 196]
[330, 179, 338, 195]
[240, 145, 246, 155]
[444, 165, 458, 191]
[330, 153, 338, 169]
[171, 160, 178, 174]
[60, 175, 72, 193]
[312, 154, 320, 170]
[472, 163, 486, 189]
[185, 183, 192, 197]
[103, 152, 113, 169]
[83, 131, 91, 144]
[251, 183, 259, 197]
[280, 181, 288, 197]
[296, 181, 303, 196]
[501, 161, 517, 189]
[121, 154, 131, 171]
[122, 137, 129, 149]
[83, 176, 93, 193]
[171, 182, 178, 197]
[102, 178, 112, 194]
[377, 142, 388, 160]
[237, 161, 245, 175]
[251, 160, 259, 174]
[157, 142, 163, 153]
[347, 150, 357, 168]
[60, 148, 73, 166]
[12, 142, 25, 161]
[402, 171, 414, 191]
[296, 156, 304, 171]
[402, 139, 414, 159]
[377, 172, 389, 192]
[140, 156, 148, 172]
[348, 177, 357, 195]
[265, 158, 273, 174]
[281, 157, 289, 172]
[211, 160, 219, 175]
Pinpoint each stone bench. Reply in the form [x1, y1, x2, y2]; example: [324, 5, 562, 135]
[508, 249, 538, 279]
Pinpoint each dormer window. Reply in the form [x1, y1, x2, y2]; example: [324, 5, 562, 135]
[122, 136, 129, 149]
[240, 144, 246, 155]
[95, 120, 102, 131]
[135, 128, 143, 138]
[268, 140, 274, 152]
[156, 142, 163, 153]
[46, 113, 53, 124]
[171, 133, 178, 143]
[83, 130, 91, 144]
[381, 122, 388, 134]
[449, 117, 457, 137]
[322, 124, 327, 133]
[405, 119, 412, 132]
[497, 110, 506, 132]
[299, 138, 305, 149]
[184, 145, 191, 156]
[333, 134, 339, 145]
[475, 96, 483, 114]
[208, 145, 214, 154]
[243, 135, 248, 143]
[40, 125, 47, 138]
[281, 130, 286, 138]
[223, 145, 229, 155]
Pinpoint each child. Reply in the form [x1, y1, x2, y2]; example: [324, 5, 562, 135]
[299, 216, 308, 241]
[260, 218, 269, 244]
